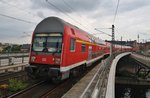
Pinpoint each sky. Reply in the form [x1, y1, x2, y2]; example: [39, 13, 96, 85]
[0, 0, 150, 44]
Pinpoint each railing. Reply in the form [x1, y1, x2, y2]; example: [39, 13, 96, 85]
[131, 53, 150, 67]
[105, 52, 131, 98]
[0, 63, 27, 73]
[80, 53, 116, 98]
[136, 51, 150, 57]
[80, 52, 131, 98]
[0, 52, 29, 66]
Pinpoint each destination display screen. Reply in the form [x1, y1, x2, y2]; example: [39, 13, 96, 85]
[35, 33, 62, 37]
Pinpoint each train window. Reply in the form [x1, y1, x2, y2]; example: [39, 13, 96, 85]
[70, 38, 76, 51]
[33, 37, 46, 52]
[32, 33, 62, 53]
[81, 44, 86, 52]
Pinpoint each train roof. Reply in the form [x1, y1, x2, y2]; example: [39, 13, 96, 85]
[34, 17, 87, 33]
[34, 17, 66, 33]
[34, 17, 106, 45]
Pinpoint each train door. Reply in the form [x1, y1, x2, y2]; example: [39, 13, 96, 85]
[88, 46, 92, 60]
[87, 46, 92, 66]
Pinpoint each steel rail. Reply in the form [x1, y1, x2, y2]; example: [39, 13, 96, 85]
[7, 81, 46, 98]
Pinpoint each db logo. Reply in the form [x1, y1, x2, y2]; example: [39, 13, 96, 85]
[42, 58, 47, 61]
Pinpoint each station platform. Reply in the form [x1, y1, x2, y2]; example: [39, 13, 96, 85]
[62, 62, 101, 98]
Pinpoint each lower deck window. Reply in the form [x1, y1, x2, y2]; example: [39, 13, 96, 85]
[70, 38, 76, 51]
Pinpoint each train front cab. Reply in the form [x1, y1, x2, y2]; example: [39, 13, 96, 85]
[26, 32, 64, 81]
[25, 17, 68, 81]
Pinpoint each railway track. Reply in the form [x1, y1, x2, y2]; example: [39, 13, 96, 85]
[5, 69, 90, 98]
[9, 67, 96, 98]
[5, 58, 104, 98]
[0, 71, 27, 84]
[41, 79, 74, 98]
[6, 77, 85, 98]
[7, 81, 47, 98]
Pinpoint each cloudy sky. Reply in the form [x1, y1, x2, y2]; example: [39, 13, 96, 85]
[0, 0, 150, 44]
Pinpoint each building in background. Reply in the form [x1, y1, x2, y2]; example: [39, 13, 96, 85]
[0, 43, 2, 52]
[0, 43, 30, 53]
[21, 44, 30, 52]
[139, 42, 150, 52]
[105, 40, 138, 48]
[0, 43, 10, 52]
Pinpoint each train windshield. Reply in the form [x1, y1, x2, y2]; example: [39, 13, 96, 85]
[32, 33, 62, 53]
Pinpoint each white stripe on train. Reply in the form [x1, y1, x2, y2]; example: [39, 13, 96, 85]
[60, 54, 105, 72]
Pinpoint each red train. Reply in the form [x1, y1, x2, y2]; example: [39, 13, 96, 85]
[25, 17, 134, 81]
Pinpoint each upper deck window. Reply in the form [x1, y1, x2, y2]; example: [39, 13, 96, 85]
[32, 33, 62, 53]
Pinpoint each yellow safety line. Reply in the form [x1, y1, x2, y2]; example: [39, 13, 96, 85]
[76, 40, 96, 45]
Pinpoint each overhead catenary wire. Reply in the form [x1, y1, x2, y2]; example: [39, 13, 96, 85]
[21, 32, 31, 38]
[113, 0, 120, 24]
[0, 13, 37, 24]
[95, 0, 121, 34]
[45, 0, 92, 32]
[93, 0, 120, 40]
[61, 0, 83, 23]
[62, 0, 74, 13]
[0, 27, 32, 33]
[0, 0, 42, 19]
[94, 28, 112, 37]
[61, 0, 98, 32]
[111, 0, 120, 41]
[46, 0, 90, 31]
[94, 0, 121, 39]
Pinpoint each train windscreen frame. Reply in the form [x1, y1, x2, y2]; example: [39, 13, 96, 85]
[32, 33, 63, 54]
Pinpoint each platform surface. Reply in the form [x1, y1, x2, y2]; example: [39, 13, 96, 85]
[62, 63, 100, 98]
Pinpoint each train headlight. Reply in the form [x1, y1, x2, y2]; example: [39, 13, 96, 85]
[31, 56, 36, 62]
[55, 58, 61, 64]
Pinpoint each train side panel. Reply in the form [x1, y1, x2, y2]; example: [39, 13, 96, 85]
[61, 26, 89, 72]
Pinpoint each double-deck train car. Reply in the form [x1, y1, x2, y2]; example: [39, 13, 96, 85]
[25, 17, 133, 81]
[25, 17, 110, 81]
